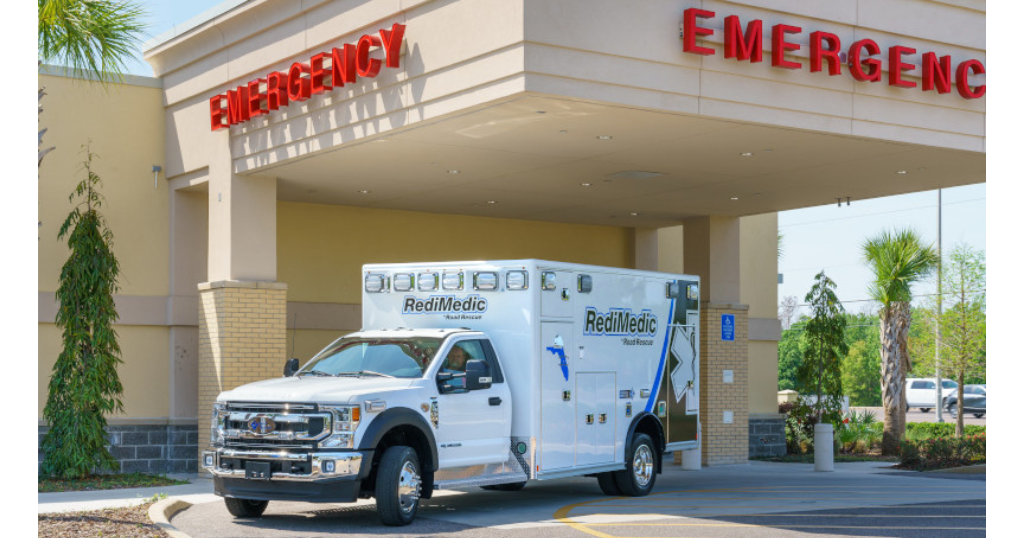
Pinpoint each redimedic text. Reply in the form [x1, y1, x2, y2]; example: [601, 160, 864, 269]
[681, 8, 985, 99]
[209, 23, 406, 131]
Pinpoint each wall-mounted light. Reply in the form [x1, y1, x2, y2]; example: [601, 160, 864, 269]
[152, 165, 162, 188]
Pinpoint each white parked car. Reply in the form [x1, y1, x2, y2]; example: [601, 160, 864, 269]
[905, 378, 958, 412]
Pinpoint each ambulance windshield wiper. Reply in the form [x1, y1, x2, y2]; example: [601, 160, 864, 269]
[298, 370, 337, 377]
[337, 370, 395, 378]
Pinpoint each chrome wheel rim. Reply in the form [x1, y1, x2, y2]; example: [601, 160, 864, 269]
[398, 461, 421, 514]
[633, 444, 653, 487]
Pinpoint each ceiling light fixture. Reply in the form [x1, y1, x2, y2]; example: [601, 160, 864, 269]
[629, 211, 639, 216]
[597, 135, 613, 140]
[358, 190, 371, 194]
[448, 170, 460, 174]
[896, 170, 908, 175]
[535, 110, 546, 114]
[581, 182, 592, 187]
[486, 200, 497, 204]
[740, 152, 754, 157]
[730, 197, 739, 201]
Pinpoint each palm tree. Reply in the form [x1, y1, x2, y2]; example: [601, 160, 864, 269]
[863, 229, 939, 454]
[38, 0, 146, 166]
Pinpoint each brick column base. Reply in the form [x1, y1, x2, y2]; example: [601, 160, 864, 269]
[197, 281, 288, 466]
[699, 303, 749, 466]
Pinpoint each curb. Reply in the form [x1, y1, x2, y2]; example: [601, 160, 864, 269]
[148, 498, 194, 538]
[926, 464, 986, 474]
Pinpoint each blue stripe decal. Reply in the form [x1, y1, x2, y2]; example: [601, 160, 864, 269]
[645, 298, 676, 413]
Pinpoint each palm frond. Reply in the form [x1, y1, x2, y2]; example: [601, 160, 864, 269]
[38, 0, 147, 84]
[862, 228, 939, 306]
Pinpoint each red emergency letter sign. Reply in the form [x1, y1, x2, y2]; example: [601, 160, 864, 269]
[287, 62, 311, 102]
[379, 23, 406, 68]
[266, 72, 289, 110]
[922, 52, 952, 94]
[682, 8, 715, 56]
[956, 59, 986, 99]
[888, 46, 917, 88]
[849, 39, 882, 82]
[247, 79, 268, 118]
[210, 95, 228, 131]
[356, 35, 382, 78]
[724, 16, 762, 63]
[771, 24, 802, 69]
[310, 53, 333, 95]
[809, 31, 842, 76]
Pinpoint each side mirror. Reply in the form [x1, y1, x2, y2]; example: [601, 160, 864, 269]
[436, 371, 467, 394]
[465, 360, 492, 391]
[284, 358, 300, 377]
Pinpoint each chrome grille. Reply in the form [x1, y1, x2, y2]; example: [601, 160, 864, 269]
[218, 402, 331, 449]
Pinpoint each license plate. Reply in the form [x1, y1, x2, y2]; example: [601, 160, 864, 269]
[245, 461, 272, 481]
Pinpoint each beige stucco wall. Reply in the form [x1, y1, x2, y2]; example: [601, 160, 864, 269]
[741, 213, 780, 414]
[38, 71, 170, 421]
[277, 200, 634, 304]
[38, 73, 168, 295]
[39, 324, 171, 419]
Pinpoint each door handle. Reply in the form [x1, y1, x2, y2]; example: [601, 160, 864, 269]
[489, 397, 502, 406]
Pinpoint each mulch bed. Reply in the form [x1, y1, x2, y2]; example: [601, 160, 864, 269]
[38, 502, 166, 538]
[753, 453, 899, 463]
[39, 473, 189, 493]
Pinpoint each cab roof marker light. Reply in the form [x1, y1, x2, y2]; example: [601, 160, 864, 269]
[474, 271, 499, 291]
[442, 272, 464, 290]
[418, 272, 438, 291]
[394, 273, 414, 292]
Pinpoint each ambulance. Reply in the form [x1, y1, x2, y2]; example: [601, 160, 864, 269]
[203, 260, 701, 525]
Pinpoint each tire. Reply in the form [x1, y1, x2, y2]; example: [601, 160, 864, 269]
[947, 405, 959, 419]
[919, 408, 932, 413]
[480, 481, 527, 491]
[974, 414, 984, 419]
[224, 498, 269, 518]
[597, 472, 622, 496]
[614, 433, 657, 496]
[375, 446, 422, 526]
[905, 404, 909, 413]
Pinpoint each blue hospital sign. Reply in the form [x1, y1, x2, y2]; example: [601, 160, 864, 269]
[721, 314, 735, 341]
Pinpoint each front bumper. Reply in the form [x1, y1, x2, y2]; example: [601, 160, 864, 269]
[203, 448, 372, 502]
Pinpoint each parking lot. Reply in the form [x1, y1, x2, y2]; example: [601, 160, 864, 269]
[171, 461, 985, 538]
[854, 407, 985, 426]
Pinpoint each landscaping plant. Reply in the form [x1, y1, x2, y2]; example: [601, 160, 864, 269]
[40, 147, 125, 478]
[797, 271, 848, 425]
[863, 229, 939, 454]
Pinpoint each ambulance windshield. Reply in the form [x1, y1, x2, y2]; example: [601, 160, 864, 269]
[301, 336, 442, 378]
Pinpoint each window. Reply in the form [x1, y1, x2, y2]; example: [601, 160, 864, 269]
[302, 336, 442, 378]
[437, 339, 504, 383]
[941, 380, 958, 389]
[911, 380, 934, 389]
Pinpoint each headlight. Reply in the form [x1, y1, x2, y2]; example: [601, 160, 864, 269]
[320, 405, 361, 448]
[211, 402, 226, 447]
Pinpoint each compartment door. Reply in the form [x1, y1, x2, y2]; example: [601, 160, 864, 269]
[576, 372, 616, 467]
[540, 322, 574, 471]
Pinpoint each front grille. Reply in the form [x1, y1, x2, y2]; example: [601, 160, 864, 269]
[219, 401, 331, 449]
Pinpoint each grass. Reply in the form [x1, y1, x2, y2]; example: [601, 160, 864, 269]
[753, 453, 899, 464]
[38, 472, 189, 493]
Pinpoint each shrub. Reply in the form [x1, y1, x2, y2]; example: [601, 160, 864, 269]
[906, 422, 985, 439]
[899, 433, 986, 470]
[837, 409, 880, 454]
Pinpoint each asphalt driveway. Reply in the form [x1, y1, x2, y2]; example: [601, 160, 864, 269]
[171, 460, 985, 538]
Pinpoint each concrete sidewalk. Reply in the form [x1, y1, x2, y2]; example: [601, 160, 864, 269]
[37, 474, 217, 514]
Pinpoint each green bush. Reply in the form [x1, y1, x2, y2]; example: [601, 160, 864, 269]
[906, 422, 985, 438]
[899, 433, 985, 470]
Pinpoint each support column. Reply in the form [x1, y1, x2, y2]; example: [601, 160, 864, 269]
[682, 216, 749, 466]
[633, 228, 659, 271]
[196, 164, 285, 464]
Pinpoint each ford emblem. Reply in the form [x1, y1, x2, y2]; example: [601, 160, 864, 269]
[248, 415, 276, 435]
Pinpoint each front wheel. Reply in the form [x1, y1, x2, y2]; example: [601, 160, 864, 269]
[614, 433, 657, 496]
[597, 472, 622, 495]
[224, 498, 269, 518]
[974, 413, 984, 419]
[919, 408, 932, 413]
[947, 405, 959, 419]
[375, 446, 422, 526]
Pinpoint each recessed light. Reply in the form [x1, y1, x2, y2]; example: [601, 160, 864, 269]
[896, 170, 908, 175]
[629, 211, 639, 216]
[486, 200, 497, 204]
[535, 110, 546, 114]
[730, 197, 740, 201]
[740, 152, 754, 157]
[597, 135, 613, 140]
[559, 129, 569, 134]
[358, 190, 371, 194]
[581, 182, 592, 187]
[448, 170, 460, 174]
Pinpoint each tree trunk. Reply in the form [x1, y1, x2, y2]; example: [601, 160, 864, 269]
[879, 302, 910, 455]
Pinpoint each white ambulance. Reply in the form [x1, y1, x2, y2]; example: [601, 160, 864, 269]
[203, 260, 701, 525]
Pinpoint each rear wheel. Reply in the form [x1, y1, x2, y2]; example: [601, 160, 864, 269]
[919, 408, 932, 413]
[974, 413, 984, 419]
[224, 498, 269, 518]
[947, 404, 959, 419]
[375, 446, 421, 526]
[614, 433, 657, 496]
[480, 481, 526, 491]
[596, 472, 622, 495]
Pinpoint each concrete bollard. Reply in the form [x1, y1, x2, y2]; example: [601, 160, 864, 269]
[814, 423, 834, 472]
[681, 446, 701, 470]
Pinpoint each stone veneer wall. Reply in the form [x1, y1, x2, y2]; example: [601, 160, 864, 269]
[748, 414, 787, 458]
[38, 422, 199, 474]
